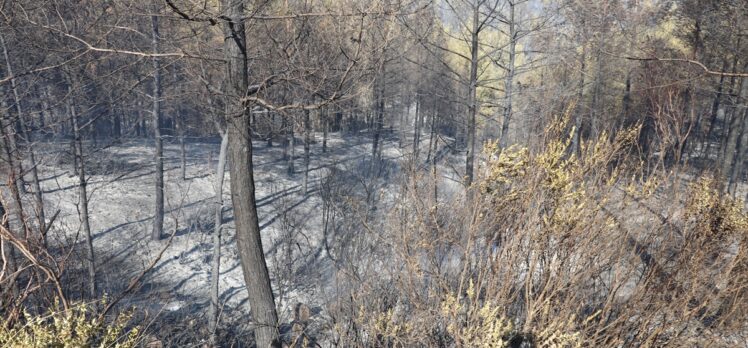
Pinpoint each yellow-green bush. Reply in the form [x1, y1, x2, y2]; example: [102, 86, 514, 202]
[0, 302, 139, 348]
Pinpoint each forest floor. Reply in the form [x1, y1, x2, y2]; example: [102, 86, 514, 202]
[32, 128, 463, 345]
[18, 127, 748, 346]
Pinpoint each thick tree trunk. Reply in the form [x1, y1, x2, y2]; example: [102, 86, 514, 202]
[68, 86, 96, 297]
[209, 131, 229, 345]
[465, 5, 479, 187]
[221, 0, 280, 346]
[151, 11, 164, 241]
[1, 34, 46, 247]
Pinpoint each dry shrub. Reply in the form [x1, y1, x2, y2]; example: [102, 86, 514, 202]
[328, 115, 748, 347]
[0, 300, 139, 348]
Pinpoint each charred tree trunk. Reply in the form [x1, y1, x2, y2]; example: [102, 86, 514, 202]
[288, 118, 295, 175]
[572, 44, 587, 155]
[431, 108, 438, 206]
[398, 100, 405, 149]
[426, 112, 435, 163]
[465, 4, 480, 187]
[703, 63, 727, 158]
[0, 96, 26, 241]
[173, 68, 186, 181]
[303, 108, 311, 195]
[322, 108, 328, 153]
[177, 110, 186, 181]
[413, 96, 421, 160]
[267, 113, 274, 148]
[209, 130, 229, 344]
[221, 0, 280, 345]
[0, 198, 19, 300]
[0, 102, 24, 197]
[719, 60, 743, 164]
[1, 35, 45, 247]
[371, 70, 386, 166]
[138, 99, 146, 137]
[68, 85, 96, 298]
[499, 1, 516, 149]
[721, 72, 748, 188]
[728, 111, 748, 196]
[151, 10, 164, 241]
[282, 116, 289, 160]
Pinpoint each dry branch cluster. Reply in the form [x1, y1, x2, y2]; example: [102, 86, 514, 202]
[324, 120, 748, 347]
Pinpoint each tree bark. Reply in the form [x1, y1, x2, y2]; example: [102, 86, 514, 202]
[303, 108, 311, 195]
[572, 43, 587, 155]
[499, 1, 516, 149]
[371, 69, 386, 166]
[68, 85, 96, 298]
[728, 109, 748, 195]
[590, 39, 605, 140]
[0, 199, 19, 300]
[281, 116, 289, 160]
[322, 108, 328, 153]
[0, 98, 24, 197]
[151, 10, 164, 241]
[413, 96, 421, 160]
[221, 0, 280, 346]
[0, 96, 26, 241]
[465, 4, 480, 187]
[267, 112, 274, 148]
[721, 72, 748, 187]
[1, 34, 46, 247]
[703, 62, 727, 158]
[287, 118, 295, 175]
[431, 108, 438, 206]
[138, 99, 146, 137]
[178, 110, 186, 180]
[210, 131, 229, 345]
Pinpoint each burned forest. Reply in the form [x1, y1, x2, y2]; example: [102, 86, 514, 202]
[2, 0, 748, 347]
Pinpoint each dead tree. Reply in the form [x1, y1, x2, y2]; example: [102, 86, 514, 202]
[67, 83, 96, 297]
[151, 8, 164, 241]
[210, 129, 229, 344]
[0, 34, 46, 247]
[303, 108, 311, 195]
[221, 0, 280, 345]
